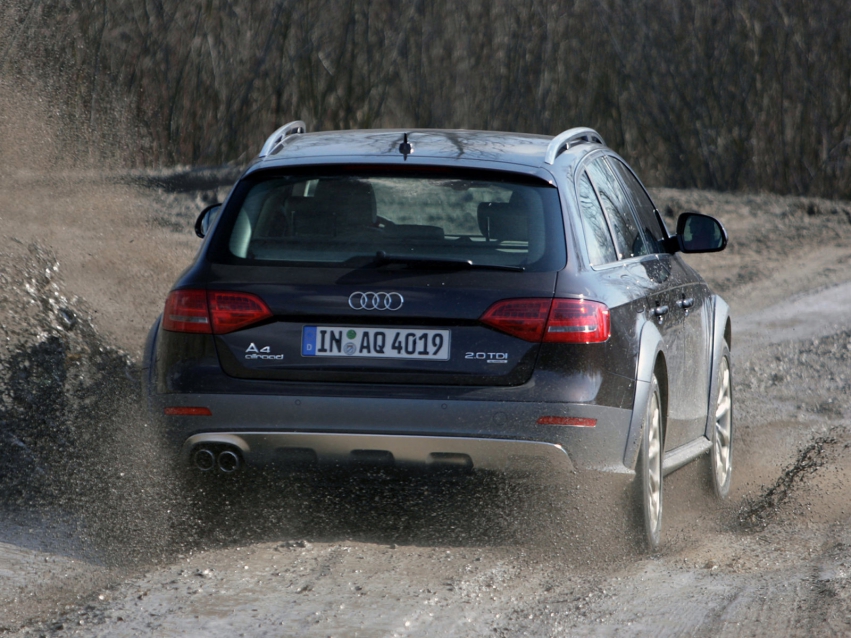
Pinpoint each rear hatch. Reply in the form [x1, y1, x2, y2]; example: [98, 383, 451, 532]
[209, 267, 557, 385]
[203, 166, 566, 386]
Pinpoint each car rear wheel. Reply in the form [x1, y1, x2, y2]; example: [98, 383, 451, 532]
[635, 374, 663, 551]
[710, 344, 733, 499]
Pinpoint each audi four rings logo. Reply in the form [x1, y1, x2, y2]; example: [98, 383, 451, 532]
[348, 291, 404, 311]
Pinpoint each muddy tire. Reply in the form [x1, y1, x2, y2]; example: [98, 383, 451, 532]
[634, 374, 663, 551]
[710, 343, 733, 499]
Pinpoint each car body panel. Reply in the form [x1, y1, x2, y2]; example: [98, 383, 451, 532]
[623, 319, 665, 470]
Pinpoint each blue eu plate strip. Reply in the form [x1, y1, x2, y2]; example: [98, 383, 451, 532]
[302, 326, 317, 356]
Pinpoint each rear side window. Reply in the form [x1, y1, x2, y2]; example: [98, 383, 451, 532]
[586, 159, 649, 259]
[211, 169, 566, 272]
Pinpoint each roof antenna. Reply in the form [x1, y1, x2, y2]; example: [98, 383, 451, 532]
[399, 133, 413, 160]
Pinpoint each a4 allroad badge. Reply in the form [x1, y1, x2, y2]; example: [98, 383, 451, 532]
[244, 342, 284, 360]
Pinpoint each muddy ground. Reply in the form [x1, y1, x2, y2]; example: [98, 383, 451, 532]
[1, 160, 851, 636]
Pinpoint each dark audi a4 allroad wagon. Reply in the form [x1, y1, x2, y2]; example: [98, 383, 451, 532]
[142, 123, 733, 550]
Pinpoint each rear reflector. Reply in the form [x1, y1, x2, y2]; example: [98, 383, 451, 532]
[162, 290, 272, 334]
[537, 416, 597, 427]
[163, 406, 212, 416]
[480, 298, 610, 343]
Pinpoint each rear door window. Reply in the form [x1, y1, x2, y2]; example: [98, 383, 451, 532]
[577, 171, 617, 266]
[586, 158, 649, 260]
[213, 169, 566, 272]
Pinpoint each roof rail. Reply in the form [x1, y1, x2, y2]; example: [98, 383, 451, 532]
[543, 127, 605, 165]
[258, 120, 307, 158]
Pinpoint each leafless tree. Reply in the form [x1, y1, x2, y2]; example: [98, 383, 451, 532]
[1, 0, 849, 197]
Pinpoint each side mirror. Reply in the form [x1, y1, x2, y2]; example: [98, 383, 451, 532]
[195, 203, 222, 239]
[675, 212, 727, 253]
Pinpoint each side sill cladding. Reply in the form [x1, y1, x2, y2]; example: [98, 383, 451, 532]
[703, 294, 731, 440]
[623, 321, 665, 470]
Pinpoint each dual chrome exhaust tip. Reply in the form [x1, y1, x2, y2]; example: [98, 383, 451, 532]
[192, 446, 242, 474]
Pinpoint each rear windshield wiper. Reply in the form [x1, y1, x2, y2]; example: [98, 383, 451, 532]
[361, 251, 525, 272]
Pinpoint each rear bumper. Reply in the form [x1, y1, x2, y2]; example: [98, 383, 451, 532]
[151, 393, 636, 476]
[182, 431, 575, 475]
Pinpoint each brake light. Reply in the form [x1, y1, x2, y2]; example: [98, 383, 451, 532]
[480, 298, 610, 344]
[544, 299, 610, 343]
[162, 290, 272, 334]
[163, 290, 211, 333]
[480, 298, 551, 342]
[208, 291, 273, 334]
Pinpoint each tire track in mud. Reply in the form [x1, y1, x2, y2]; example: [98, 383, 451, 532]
[512, 524, 851, 637]
[738, 435, 840, 531]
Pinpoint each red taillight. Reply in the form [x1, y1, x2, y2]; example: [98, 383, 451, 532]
[162, 290, 272, 334]
[164, 406, 212, 416]
[544, 298, 610, 344]
[480, 298, 610, 344]
[162, 290, 211, 333]
[480, 298, 551, 342]
[208, 291, 273, 334]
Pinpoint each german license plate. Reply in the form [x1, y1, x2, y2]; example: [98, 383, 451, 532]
[302, 326, 450, 360]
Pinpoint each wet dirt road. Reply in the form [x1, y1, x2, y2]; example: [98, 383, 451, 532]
[2, 174, 851, 637]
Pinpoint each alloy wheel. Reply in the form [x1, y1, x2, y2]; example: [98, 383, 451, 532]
[712, 355, 733, 497]
[645, 384, 663, 542]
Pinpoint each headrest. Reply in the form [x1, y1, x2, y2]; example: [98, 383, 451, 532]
[477, 202, 529, 242]
[292, 208, 336, 236]
[314, 178, 377, 227]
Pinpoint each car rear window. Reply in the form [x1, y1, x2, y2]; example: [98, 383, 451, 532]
[209, 168, 566, 272]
